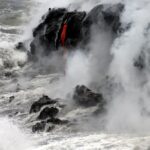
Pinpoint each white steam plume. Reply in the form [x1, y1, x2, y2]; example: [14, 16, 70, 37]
[106, 0, 150, 133]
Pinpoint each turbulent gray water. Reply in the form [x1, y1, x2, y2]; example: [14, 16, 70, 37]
[1, 0, 150, 150]
[0, 0, 29, 25]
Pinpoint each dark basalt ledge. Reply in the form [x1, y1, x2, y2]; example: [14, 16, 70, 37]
[17, 3, 124, 56]
[30, 95, 57, 113]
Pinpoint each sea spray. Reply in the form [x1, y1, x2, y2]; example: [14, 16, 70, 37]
[0, 117, 35, 150]
[106, 0, 150, 133]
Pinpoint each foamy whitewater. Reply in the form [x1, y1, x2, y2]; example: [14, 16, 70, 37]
[1, 0, 150, 149]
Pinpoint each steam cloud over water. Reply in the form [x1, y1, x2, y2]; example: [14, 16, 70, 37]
[106, 0, 150, 133]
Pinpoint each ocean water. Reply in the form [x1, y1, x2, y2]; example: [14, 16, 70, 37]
[1, 0, 150, 150]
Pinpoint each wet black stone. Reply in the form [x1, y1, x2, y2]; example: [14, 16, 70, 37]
[5, 72, 12, 78]
[32, 121, 46, 133]
[37, 107, 59, 120]
[30, 95, 57, 113]
[73, 85, 104, 107]
[46, 125, 55, 132]
[16, 42, 24, 49]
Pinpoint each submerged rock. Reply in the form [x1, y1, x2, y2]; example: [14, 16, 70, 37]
[73, 85, 105, 107]
[30, 95, 57, 113]
[37, 107, 59, 120]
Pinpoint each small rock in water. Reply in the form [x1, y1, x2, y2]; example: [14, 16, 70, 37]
[32, 121, 46, 133]
[9, 96, 15, 103]
[30, 95, 69, 132]
[134, 52, 145, 70]
[5, 72, 12, 78]
[73, 85, 104, 107]
[37, 107, 59, 120]
[15, 42, 25, 50]
[47, 118, 69, 125]
[30, 95, 57, 113]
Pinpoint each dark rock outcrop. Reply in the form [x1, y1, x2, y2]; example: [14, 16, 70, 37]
[30, 8, 86, 55]
[82, 3, 124, 39]
[32, 121, 55, 133]
[37, 107, 59, 120]
[32, 121, 46, 133]
[30, 86, 106, 133]
[30, 95, 69, 132]
[15, 42, 26, 51]
[30, 95, 57, 113]
[22, 3, 124, 56]
[73, 85, 105, 107]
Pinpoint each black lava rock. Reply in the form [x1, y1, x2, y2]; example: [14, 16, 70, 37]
[24, 3, 124, 56]
[37, 107, 59, 120]
[134, 52, 145, 70]
[30, 95, 57, 113]
[73, 85, 104, 107]
[15, 42, 26, 51]
[32, 121, 46, 133]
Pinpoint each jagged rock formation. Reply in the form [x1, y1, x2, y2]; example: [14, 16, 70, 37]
[30, 95, 68, 133]
[73, 85, 105, 108]
[30, 85, 106, 133]
[30, 95, 57, 113]
[17, 3, 124, 57]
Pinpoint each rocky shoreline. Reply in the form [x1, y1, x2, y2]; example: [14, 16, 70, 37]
[29, 85, 106, 133]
